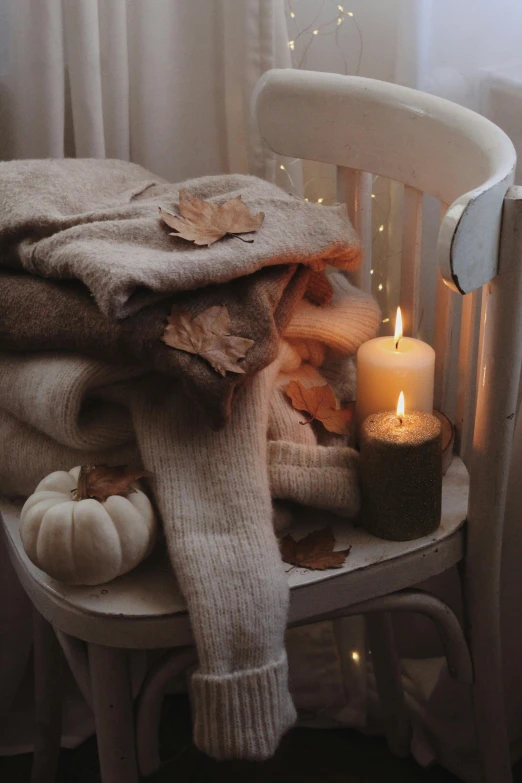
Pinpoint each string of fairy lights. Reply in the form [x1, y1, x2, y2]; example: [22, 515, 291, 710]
[286, 1, 362, 74]
[282, 0, 395, 330]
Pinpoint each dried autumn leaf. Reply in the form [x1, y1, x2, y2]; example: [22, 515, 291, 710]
[159, 190, 264, 246]
[73, 465, 152, 503]
[280, 526, 351, 570]
[161, 304, 254, 376]
[283, 380, 353, 435]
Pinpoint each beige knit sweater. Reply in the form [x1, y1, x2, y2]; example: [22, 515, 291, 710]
[0, 274, 379, 759]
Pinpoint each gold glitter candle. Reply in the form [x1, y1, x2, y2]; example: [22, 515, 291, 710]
[359, 396, 442, 541]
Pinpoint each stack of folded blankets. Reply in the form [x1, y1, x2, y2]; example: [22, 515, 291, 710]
[0, 159, 380, 760]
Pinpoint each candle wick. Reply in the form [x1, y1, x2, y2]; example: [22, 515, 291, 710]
[395, 338, 400, 351]
[398, 416, 403, 425]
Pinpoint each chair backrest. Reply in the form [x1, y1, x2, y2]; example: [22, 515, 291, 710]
[253, 69, 517, 465]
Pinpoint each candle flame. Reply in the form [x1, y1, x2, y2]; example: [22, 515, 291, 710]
[394, 307, 403, 349]
[397, 391, 405, 420]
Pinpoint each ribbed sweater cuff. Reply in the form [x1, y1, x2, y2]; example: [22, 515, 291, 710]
[269, 441, 361, 517]
[191, 654, 296, 760]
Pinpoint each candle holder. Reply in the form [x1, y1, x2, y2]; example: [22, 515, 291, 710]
[359, 408, 442, 541]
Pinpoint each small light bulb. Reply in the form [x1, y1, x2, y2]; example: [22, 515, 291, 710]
[338, 4, 344, 10]
[304, 197, 309, 202]
[347, 11, 354, 16]
[337, 17, 343, 25]
[379, 224, 384, 232]
[371, 193, 376, 198]
[317, 197, 324, 204]
[290, 11, 295, 17]
[370, 269, 374, 275]
[288, 40, 295, 50]
[352, 651, 360, 662]
[382, 317, 390, 323]
[280, 164, 285, 171]
[378, 283, 383, 291]
[313, 29, 319, 35]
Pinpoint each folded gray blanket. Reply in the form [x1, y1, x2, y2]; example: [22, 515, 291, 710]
[0, 265, 308, 428]
[0, 160, 360, 319]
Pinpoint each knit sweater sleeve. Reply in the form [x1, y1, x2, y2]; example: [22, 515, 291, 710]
[128, 362, 296, 760]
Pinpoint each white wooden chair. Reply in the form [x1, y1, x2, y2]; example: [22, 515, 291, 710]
[2, 70, 521, 783]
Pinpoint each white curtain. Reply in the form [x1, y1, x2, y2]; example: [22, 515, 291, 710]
[1, 0, 291, 183]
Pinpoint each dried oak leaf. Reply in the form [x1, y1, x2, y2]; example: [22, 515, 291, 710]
[280, 526, 351, 570]
[161, 304, 254, 376]
[159, 189, 264, 246]
[74, 465, 152, 503]
[283, 380, 352, 435]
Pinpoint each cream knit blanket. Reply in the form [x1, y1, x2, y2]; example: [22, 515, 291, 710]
[0, 274, 379, 759]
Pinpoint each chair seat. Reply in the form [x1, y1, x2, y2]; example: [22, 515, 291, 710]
[1, 457, 469, 649]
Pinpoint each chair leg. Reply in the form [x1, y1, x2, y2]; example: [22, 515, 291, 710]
[470, 646, 512, 783]
[136, 647, 197, 777]
[88, 644, 139, 783]
[461, 559, 513, 783]
[366, 612, 411, 758]
[31, 609, 63, 783]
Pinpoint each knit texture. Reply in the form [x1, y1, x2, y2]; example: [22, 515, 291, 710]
[269, 441, 360, 517]
[0, 161, 361, 318]
[0, 356, 296, 759]
[0, 269, 380, 759]
[284, 273, 381, 359]
[0, 265, 309, 428]
[127, 365, 297, 759]
[0, 407, 140, 497]
[191, 654, 296, 760]
[0, 353, 140, 449]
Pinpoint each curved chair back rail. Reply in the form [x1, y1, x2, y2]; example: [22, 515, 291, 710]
[253, 69, 516, 295]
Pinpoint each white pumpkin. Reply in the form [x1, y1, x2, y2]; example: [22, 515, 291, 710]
[20, 466, 158, 586]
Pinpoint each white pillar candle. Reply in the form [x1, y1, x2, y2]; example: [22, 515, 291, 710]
[356, 308, 435, 426]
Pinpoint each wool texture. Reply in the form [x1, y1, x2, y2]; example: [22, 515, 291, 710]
[0, 353, 296, 758]
[0, 353, 139, 449]
[128, 366, 297, 759]
[0, 160, 360, 319]
[269, 441, 360, 517]
[284, 272, 381, 360]
[0, 270, 379, 760]
[0, 406, 140, 497]
[0, 265, 308, 428]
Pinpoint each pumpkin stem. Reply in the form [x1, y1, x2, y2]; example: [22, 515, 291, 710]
[73, 465, 94, 501]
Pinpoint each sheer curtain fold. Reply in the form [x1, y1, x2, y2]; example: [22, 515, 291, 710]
[9, 0, 65, 158]
[4, 0, 290, 181]
[63, 0, 106, 158]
